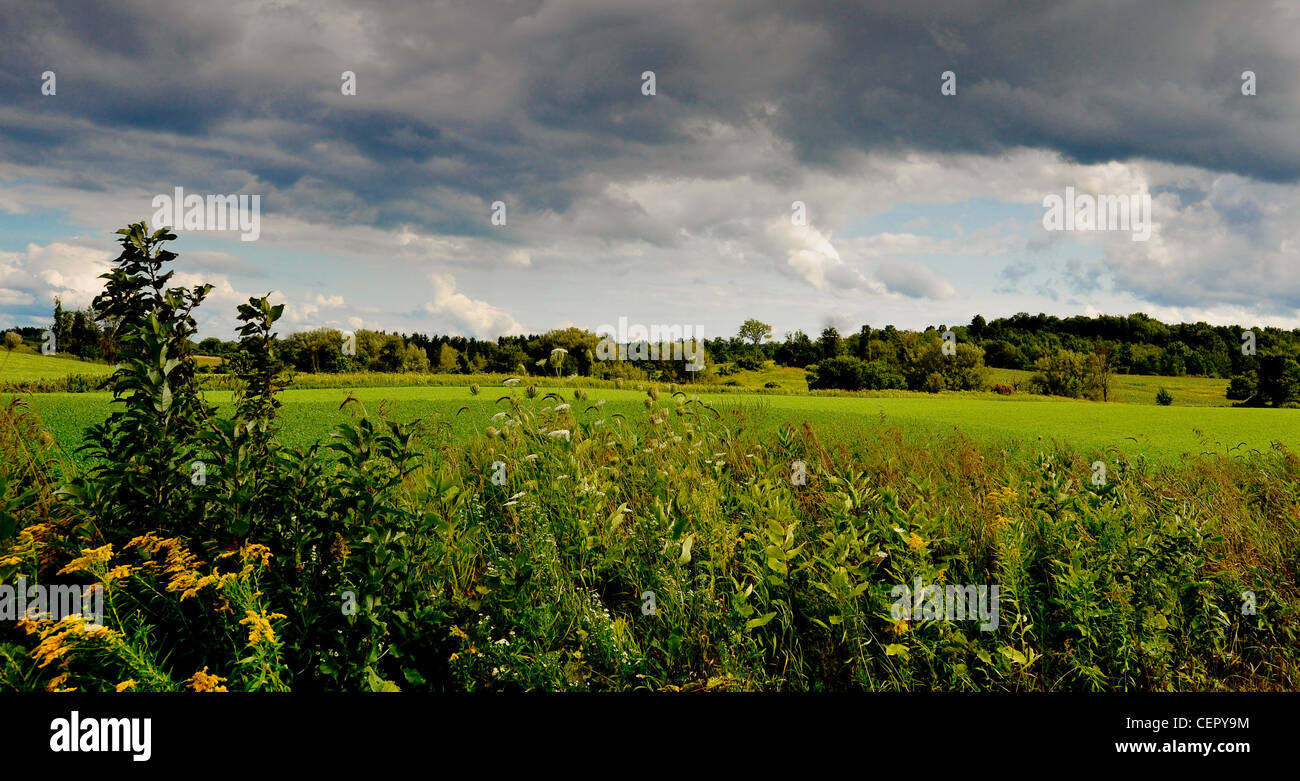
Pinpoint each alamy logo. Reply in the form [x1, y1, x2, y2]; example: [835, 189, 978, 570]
[595, 317, 705, 371]
[151, 186, 261, 241]
[891, 577, 999, 632]
[1042, 186, 1151, 242]
[0, 577, 103, 626]
[50, 711, 151, 762]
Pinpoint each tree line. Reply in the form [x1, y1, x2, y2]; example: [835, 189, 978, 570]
[11, 301, 1300, 406]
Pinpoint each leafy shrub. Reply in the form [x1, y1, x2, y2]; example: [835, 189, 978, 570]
[1226, 373, 1256, 403]
[901, 339, 986, 392]
[1156, 388, 1173, 406]
[807, 356, 906, 391]
[1031, 349, 1088, 398]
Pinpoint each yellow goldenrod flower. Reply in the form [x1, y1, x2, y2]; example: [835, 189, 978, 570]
[125, 533, 161, 553]
[115, 679, 137, 692]
[46, 672, 75, 692]
[58, 544, 114, 576]
[25, 616, 88, 668]
[907, 533, 928, 552]
[330, 533, 350, 561]
[892, 619, 911, 635]
[101, 564, 135, 585]
[188, 667, 228, 693]
[239, 609, 285, 646]
[240, 543, 273, 568]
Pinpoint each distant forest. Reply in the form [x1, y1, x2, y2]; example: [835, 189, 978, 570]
[10, 303, 1300, 406]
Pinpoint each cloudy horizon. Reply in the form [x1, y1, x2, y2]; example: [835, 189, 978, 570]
[2, 0, 1299, 341]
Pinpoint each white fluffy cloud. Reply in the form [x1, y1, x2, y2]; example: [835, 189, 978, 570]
[0, 242, 113, 324]
[425, 273, 525, 339]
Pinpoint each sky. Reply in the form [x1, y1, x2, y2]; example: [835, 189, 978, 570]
[1, 0, 1299, 342]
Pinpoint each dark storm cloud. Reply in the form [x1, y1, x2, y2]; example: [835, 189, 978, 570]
[1, 0, 1297, 235]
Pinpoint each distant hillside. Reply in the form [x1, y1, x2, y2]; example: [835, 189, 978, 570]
[0, 350, 114, 382]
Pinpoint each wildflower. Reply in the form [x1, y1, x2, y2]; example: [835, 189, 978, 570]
[239, 609, 285, 646]
[548, 429, 571, 441]
[101, 564, 135, 585]
[188, 667, 228, 693]
[115, 680, 136, 692]
[892, 619, 910, 635]
[240, 543, 273, 568]
[24, 616, 92, 668]
[171, 570, 219, 602]
[46, 672, 75, 692]
[58, 544, 114, 576]
[330, 533, 351, 561]
[554, 404, 570, 412]
[907, 533, 928, 552]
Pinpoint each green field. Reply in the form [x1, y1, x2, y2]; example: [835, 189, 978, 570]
[15, 381, 1298, 467]
[0, 350, 114, 381]
[986, 367, 1232, 406]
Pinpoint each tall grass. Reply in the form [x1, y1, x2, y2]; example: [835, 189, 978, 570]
[2, 389, 1296, 691]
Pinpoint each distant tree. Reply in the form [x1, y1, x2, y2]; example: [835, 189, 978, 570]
[1256, 354, 1300, 406]
[1086, 343, 1115, 401]
[737, 319, 772, 358]
[197, 337, 225, 356]
[52, 297, 71, 353]
[855, 325, 872, 360]
[3, 331, 21, 351]
[903, 337, 987, 392]
[817, 327, 842, 361]
[806, 357, 855, 390]
[1031, 349, 1088, 398]
[487, 343, 527, 374]
[774, 330, 819, 368]
[436, 343, 460, 373]
[1226, 372, 1257, 404]
[1155, 388, 1173, 406]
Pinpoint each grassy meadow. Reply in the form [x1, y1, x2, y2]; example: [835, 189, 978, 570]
[4, 337, 1299, 692]
[12, 378, 1296, 469]
[0, 350, 113, 382]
